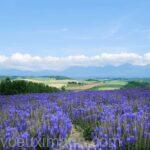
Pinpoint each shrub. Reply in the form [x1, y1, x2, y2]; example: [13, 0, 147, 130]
[83, 125, 93, 141]
[61, 86, 66, 91]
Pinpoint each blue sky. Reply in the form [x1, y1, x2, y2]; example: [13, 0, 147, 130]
[0, 0, 150, 70]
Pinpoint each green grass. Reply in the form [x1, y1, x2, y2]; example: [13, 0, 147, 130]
[90, 80, 127, 90]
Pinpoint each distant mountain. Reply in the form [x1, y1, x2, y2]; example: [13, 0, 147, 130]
[61, 64, 150, 78]
[0, 68, 57, 76]
[0, 64, 150, 78]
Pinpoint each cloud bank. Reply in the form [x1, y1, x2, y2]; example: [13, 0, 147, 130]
[0, 52, 150, 71]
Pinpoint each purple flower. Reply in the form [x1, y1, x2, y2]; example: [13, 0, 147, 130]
[21, 132, 29, 139]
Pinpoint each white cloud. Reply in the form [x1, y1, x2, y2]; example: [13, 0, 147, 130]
[100, 53, 143, 66]
[144, 52, 150, 63]
[10, 53, 42, 62]
[0, 55, 7, 62]
[0, 52, 150, 71]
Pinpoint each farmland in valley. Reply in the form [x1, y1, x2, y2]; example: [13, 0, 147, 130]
[8, 76, 128, 91]
[1, 0, 150, 149]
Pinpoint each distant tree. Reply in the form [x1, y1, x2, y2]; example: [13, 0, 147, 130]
[61, 86, 66, 91]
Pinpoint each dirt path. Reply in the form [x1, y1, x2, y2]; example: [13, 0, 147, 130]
[69, 82, 101, 91]
[78, 82, 101, 90]
[67, 126, 95, 148]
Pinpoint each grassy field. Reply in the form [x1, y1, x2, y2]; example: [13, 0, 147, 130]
[89, 80, 127, 90]
[16, 77, 127, 90]
[0, 76, 128, 91]
[17, 77, 73, 88]
[66, 81, 101, 90]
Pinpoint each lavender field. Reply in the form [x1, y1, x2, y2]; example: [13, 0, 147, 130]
[0, 89, 150, 150]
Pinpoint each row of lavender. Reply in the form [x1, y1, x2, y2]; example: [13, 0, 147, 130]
[0, 89, 150, 149]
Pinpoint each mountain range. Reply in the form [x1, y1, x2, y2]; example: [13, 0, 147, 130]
[0, 64, 150, 78]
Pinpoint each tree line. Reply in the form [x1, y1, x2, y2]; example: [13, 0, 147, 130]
[122, 81, 150, 89]
[0, 78, 60, 95]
